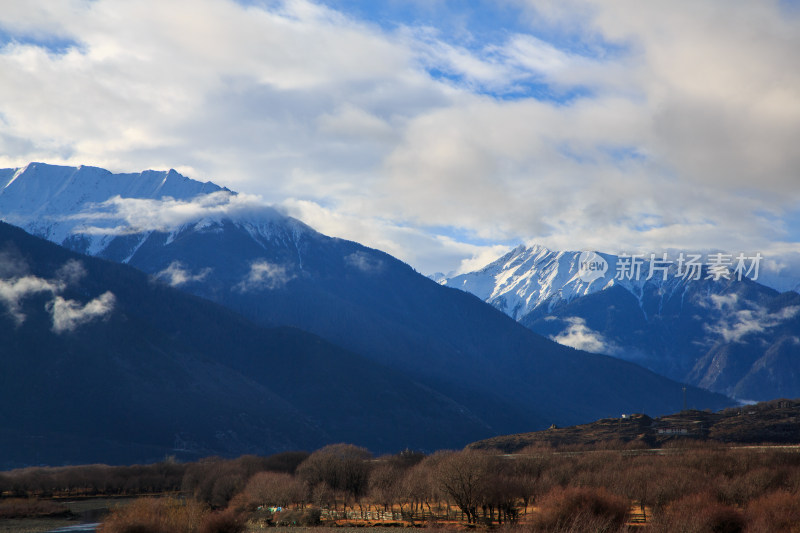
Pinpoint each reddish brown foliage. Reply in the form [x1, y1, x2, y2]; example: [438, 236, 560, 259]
[746, 490, 800, 533]
[197, 509, 246, 533]
[230, 471, 306, 511]
[530, 486, 629, 533]
[650, 492, 745, 533]
[100, 497, 206, 533]
[0, 497, 69, 518]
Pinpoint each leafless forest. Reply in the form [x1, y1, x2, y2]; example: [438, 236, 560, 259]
[3, 442, 800, 532]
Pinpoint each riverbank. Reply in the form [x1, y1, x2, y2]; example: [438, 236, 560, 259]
[0, 497, 132, 533]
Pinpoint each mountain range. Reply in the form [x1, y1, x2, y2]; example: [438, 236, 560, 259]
[0, 221, 503, 468]
[0, 163, 732, 465]
[442, 245, 800, 400]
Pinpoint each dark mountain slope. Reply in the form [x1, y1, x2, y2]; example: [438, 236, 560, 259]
[440, 244, 800, 401]
[524, 277, 800, 400]
[116, 221, 733, 430]
[0, 222, 490, 466]
[0, 164, 734, 440]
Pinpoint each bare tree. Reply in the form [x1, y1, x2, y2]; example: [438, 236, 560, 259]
[295, 443, 372, 512]
[369, 461, 403, 512]
[434, 450, 493, 524]
[240, 471, 306, 509]
[401, 459, 441, 518]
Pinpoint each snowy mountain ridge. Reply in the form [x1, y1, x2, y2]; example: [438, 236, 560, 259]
[0, 162, 223, 218]
[441, 244, 698, 320]
[443, 244, 800, 401]
[0, 162, 310, 263]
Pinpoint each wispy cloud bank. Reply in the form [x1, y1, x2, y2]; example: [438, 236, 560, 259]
[705, 295, 800, 343]
[74, 191, 269, 235]
[0, 258, 114, 332]
[235, 260, 294, 292]
[280, 198, 511, 275]
[154, 261, 212, 287]
[48, 291, 115, 333]
[0, 275, 59, 325]
[56, 259, 87, 286]
[550, 316, 618, 354]
[344, 251, 384, 273]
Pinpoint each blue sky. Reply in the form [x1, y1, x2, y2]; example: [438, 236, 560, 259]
[0, 28, 78, 54]
[0, 0, 799, 277]
[312, 0, 618, 103]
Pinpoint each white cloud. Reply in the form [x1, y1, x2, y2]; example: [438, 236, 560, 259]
[0, 0, 798, 276]
[279, 198, 510, 275]
[344, 251, 384, 273]
[48, 291, 115, 333]
[74, 191, 270, 234]
[407, 28, 516, 91]
[550, 316, 618, 354]
[455, 245, 511, 275]
[0, 259, 115, 331]
[708, 293, 739, 311]
[56, 259, 87, 286]
[0, 248, 30, 279]
[705, 302, 800, 343]
[752, 250, 800, 293]
[316, 104, 396, 142]
[235, 260, 294, 291]
[0, 275, 58, 325]
[154, 261, 211, 287]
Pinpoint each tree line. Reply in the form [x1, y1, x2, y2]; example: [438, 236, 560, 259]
[4, 442, 800, 532]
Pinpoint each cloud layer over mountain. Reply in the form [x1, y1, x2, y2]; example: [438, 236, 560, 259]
[1, 0, 798, 275]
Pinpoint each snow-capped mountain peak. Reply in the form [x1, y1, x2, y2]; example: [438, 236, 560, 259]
[442, 244, 619, 319]
[0, 163, 222, 220]
[0, 162, 308, 263]
[442, 243, 789, 321]
[443, 243, 800, 401]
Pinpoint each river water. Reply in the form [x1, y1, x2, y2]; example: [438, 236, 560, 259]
[45, 524, 100, 533]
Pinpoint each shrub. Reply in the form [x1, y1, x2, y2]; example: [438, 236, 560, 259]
[261, 451, 311, 474]
[530, 486, 629, 532]
[100, 497, 207, 533]
[646, 465, 708, 517]
[183, 456, 272, 508]
[268, 508, 321, 526]
[650, 492, 745, 533]
[235, 471, 306, 510]
[746, 490, 800, 533]
[198, 509, 246, 533]
[300, 508, 322, 525]
[295, 443, 372, 504]
[274, 509, 302, 526]
[715, 467, 785, 506]
[0, 498, 70, 518]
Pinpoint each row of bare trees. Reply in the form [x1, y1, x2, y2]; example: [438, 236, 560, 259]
[0, 451, 309, 501]
[6, 442, 800, 531]
[228, 444, 540, 525]
[0, 462, 186, 497]
[226, 443, 800, 530]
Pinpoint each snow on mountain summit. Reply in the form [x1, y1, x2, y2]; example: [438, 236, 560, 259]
[442, 244, 619, 319]
[0, 162, 308, 263]
[1, 163, 223, 217]
[443, 242, 794, 326]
